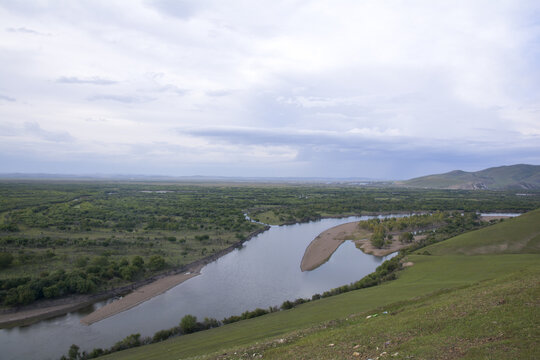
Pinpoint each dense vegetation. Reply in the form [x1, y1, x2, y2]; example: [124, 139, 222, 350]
[0, 181, 538, 308]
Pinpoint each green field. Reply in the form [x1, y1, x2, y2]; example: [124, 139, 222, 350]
[99, 208, 540, 359]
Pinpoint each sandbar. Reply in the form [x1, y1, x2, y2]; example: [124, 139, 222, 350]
[480, 215, 513, 222]
[0, 298, 97, 328]
[80, 264, 203, 325]
[301, 221, 425, 271]
[300, 222, 369, 271]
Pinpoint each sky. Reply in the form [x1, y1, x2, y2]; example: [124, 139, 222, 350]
[0, 0, 539, 180]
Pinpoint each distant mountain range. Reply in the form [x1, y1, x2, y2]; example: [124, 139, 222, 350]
[398, 164, 540, 190]
[0, 173, 378, 183]
[1, 164, 539, 190]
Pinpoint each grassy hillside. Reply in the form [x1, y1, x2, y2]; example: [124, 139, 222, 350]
[424, 208, 540, 255]
[258, 267, 539, 360]
[399, 164, 540, 190]
[99, 208, 540, 360]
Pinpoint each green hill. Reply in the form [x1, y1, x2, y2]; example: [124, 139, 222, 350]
[424, 208, 540, 255]
[99, 209, 540, 360]
[398, 164, 540, 190]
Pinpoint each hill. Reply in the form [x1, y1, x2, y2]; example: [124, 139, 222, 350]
[398, 164, 540, 190]
[98, 208, 540, 359]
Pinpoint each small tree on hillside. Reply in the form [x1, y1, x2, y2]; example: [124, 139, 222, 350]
[180, 314, 198, 334]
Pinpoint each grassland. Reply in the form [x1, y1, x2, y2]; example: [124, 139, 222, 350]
[423, 208, 540, 255]
[98, 208, 540, 359]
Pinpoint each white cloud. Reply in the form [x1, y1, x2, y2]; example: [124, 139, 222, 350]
[0, 0, 538, 178]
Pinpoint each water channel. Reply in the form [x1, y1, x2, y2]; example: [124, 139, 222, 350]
[1, 213, 518, 359]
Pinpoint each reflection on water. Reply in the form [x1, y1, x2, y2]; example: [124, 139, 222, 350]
[1, 215, 398, 360]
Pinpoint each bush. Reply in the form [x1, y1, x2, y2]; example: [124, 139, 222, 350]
[110, 333, 142, 352]
[132, 256, 144, 268]
[180, 314, 198, 334]
[0, 252, 13, 269]
[148, 255, 166, 271]
[202, 317, 220, 329]
[399, 232, 414, 243]
[280, 300, 294, 310]
[68, 344, 80, 360]
[152, 328, 175, 343]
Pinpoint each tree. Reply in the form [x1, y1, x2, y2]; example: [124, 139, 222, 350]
[180, 314, 198, 334]
[0, 252, 13, 269]
[17, 285, 37, 305]
[370, 224, 386, 249]
[280, 300, 294, 310]
[120, 266, 136, 281]
[68, 344, 80, 360]
[399, 232, 414, 243]
[131, 256, 144, 268]
[148, 255, 166, 271]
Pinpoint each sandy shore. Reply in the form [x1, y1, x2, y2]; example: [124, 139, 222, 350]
[301, 221, 424, 271]
[356, 236, 418, 257]
[0, 298, 98, 328]
[81, 264, 204, 325]
[480, 215, 513, 222]
[300, 222, 370, 271]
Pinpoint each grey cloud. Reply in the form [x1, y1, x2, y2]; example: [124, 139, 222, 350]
[24, 122, 74, 142]
[181, 126, 540, 160]
[6, 27, 41, 35]
[148, 0, 201, 20]
[206, 90, 234, 97]
[181, 127, 400, 152]
[87, 94, 154, 103]
[57, 76, 117, 85]
[0, 94, 16, 102]
[154, 84, 189, 95]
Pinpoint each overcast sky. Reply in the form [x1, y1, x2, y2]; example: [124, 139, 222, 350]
[1, 0, 539, 179]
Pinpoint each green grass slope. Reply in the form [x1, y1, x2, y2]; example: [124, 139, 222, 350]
[100, 209, 540, 360]
[424, 208, 540, 255]
[400, 164, 540, 190]
[260, 267, 539, 360]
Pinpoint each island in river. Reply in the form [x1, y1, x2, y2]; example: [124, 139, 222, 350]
[300, 221, 409, 271]
[300, 214, 516, 272]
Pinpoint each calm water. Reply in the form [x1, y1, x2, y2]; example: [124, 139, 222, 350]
[0, 214, 419, 359]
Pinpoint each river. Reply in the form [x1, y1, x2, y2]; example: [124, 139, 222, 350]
[2, 213, 517, 359]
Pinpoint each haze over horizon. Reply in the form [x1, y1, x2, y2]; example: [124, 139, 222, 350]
[1, 1, 539, 179]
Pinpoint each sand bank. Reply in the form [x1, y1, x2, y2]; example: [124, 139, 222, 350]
[480, 215, 513, 222]
[0, 297, 99, 328]
[300, 222, 370, 271]
[81, 264, 203, 325]
[301, 221, 423, 271]
[80, 226, 269, 325]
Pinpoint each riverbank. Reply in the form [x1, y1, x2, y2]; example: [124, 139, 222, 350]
[0, 227, 269, 328]
[81, 264, 204, 325]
